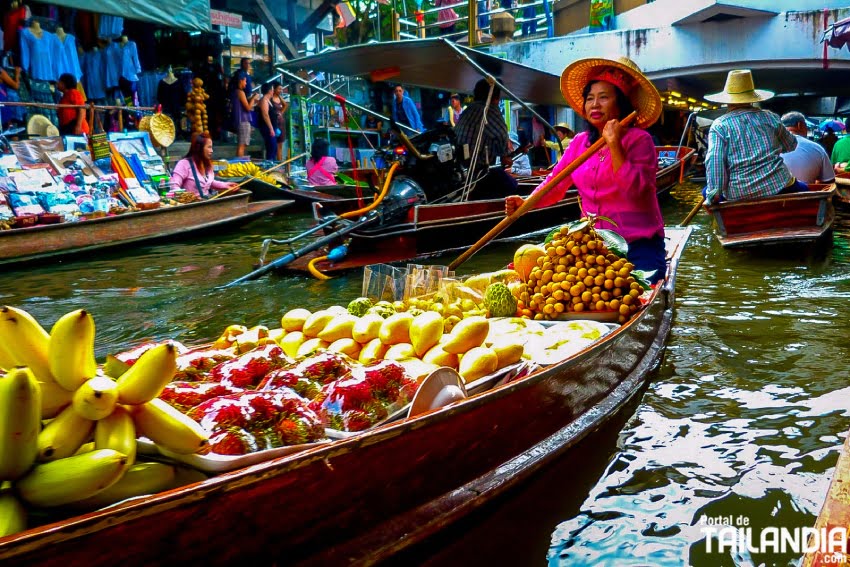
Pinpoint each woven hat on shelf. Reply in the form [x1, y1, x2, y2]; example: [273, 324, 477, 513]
[149, 113, 176, 148]
[26, 114, 59, 138]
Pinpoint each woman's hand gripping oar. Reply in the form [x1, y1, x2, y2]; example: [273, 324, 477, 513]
[448, 111, 638, 271]
[211, 152, 308, 200]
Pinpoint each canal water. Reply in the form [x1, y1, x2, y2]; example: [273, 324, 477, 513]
[1, 182, 847, 566]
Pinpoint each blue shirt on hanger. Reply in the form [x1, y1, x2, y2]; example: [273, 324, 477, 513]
[104, 41, 121, 90]
[56, 34, 82, 82]
[20, 27, 58, 81]
[82, 49, 106, 100]
[99, 15, 124, 40]
[119, 41, 141, 82]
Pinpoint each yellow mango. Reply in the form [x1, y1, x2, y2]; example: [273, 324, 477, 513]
[384, 343, 415, 361]
[296, 338, 328, 357]
[280, 308, 311, 332]
[268, 328, 285, 344]
[442, 316, 489, 354]
[318, 314, 358, 342]
[352, 313, 384, 344]
[328, 338, 361, 358]
[279, 331, 306, 358]
[302, 311, 334, 337]
[358, 338, 388, 364]
[422, 344, 459, 369]
[490, 342, 524, 368]
[458, 346, 499, 383]
[379, 312, 414, 345]
[410, 311, 444, 357]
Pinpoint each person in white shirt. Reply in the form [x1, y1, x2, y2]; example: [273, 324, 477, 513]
[509, 134, 531, 176]
[780, 111, 835, 184]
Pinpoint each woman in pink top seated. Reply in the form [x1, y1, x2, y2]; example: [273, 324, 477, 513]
[305, 138, 339, 186]
[170, 134, 237, 198]
[505, 56, 666, 282]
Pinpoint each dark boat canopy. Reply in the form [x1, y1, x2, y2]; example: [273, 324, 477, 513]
[278, 38, 564, 107]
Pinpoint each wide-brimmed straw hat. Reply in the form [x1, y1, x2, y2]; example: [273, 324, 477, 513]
[560, 56, 662, 129]
[27, 114, 59, 138]
[705, 69, 774, 104]
[409, 367, 467, 417]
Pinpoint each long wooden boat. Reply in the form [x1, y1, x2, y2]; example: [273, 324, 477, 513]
[0, 226, 692, 566]
[833, 172, 850, 206]
[803, 427, 850, 567]
[285, 193, 580, 273]
[704, 183, 835, 248]
[0, 191, 293, 267]
[655, 145, 696, 195]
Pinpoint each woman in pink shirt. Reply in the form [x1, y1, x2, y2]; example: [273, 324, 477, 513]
[171, 135, 237, 198]
[506, 56, 666, 282]
[305, 138, 339, 186]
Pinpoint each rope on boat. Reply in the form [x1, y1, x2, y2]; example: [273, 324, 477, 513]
[460, 78, 496, 202]
[307, 255, 333, 280]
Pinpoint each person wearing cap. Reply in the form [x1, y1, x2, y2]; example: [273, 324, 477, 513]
[703, 70, 800, 204]
[508, 133, 531, 176]
[539, 123, 574, 162]
[779, 111, 834, 185]
[505, 56, 666, 282]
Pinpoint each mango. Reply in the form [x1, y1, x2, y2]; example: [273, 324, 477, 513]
[281, 308, 311, 332]
[358, 338, 388, 364]
[410, 311, 444, 357]
[328, 338, 361, 358]
[422, 344, 459, 369]
[352, 314, 384, 344]
[490, 342, 524, 368]
[458, 346, 498, 383]
[379, 312, 414, 345]
[442, 316, 489, 354]
[296, 338, 328, 358]
[318, 314, 358, 342]
[302, 310, 334, 337]
[268, 328, 285, 344]
[384, 343, 415, 361]
[279, 331, 306, 358]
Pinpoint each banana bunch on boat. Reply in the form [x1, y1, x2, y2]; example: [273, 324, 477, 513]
[217, 161, 279, 185]
[0, 306, 209, 535]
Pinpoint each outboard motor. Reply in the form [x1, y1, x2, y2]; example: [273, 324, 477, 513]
[375, 175, 426, 225]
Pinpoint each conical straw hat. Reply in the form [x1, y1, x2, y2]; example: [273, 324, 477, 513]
[27, 114, 58, 137]
[705, 70, 774, 104]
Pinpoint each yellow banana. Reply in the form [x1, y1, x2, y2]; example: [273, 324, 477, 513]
[0, 367, 41, 481]
[16, 449, 128, 507]
[48, 309, 98, 391]
[115, 343, 178, 405]
[131, 398, 208, 455]
[0, 484, 26, 537]
[94, 405, 136, 467]
[0, 341, 15, 370]
[38, 377, 73, 419]
[0, 306, 53, 382]
[74, 441, 95, 455]
[72, 461, 176, 510]
[72, 375, 118, 421]
[37, 404, 94, 461]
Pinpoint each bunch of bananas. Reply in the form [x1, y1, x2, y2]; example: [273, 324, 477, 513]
[0, 219, 12, 231]
[218, 162, 278, 185]
[0, 306, 209, 536]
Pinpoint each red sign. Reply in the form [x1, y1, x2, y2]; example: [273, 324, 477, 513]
[210, 9, 243, 28]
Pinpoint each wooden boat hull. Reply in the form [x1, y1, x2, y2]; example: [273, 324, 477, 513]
[833, 172, 850, 207]
[803, 427, 850, 567]
[0, 191, 293, 267]
[705, 185, 835, 248]
[655, 145, 696, 196]
[286, 195, 580, 273]
[0, 227, 691, 566]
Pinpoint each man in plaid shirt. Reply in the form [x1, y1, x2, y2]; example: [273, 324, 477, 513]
[704, 70, 802, 203]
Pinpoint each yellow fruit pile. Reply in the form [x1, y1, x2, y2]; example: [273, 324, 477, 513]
[276, 306, 523, 384]
[517, 224, 643, 324]
[186, 78, 210, 137]
[0, 306, 206, 533]
[218, 161, 278, 185]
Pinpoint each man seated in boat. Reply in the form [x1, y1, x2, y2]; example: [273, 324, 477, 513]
[703, 70, 803, 204]
[454, 78, 518, 199]
[779, 111, 835, 185]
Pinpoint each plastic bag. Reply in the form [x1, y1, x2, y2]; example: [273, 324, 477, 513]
[7, 192, 44, 216]
[362, 264, 407, 302]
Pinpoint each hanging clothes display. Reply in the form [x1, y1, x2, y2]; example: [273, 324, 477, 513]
[104, 41, 121, 90]
[20, 27, 58, 82]
[55, 33, 82, 81]
[82, 49, 106, 100]
[156, 76, 184, 121]
[137, 71, 164, 108]
[98, 15, 123, 40]
[3, 3, 29, 54]
[119, 40, 141, 82]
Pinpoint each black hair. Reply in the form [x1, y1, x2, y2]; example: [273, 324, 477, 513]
[826, 126, 835, 134]
[58, 73, 77, 90]
[271, 81, 281, 89]
[450, 93, 461, 102]
[582, 80, 634, 146]
[260, 82, 273, 95]
[473, 78, 501, 102]
[311, 137, 330, 162]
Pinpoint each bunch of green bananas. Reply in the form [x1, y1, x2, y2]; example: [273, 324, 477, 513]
[0, 306, 210, 536]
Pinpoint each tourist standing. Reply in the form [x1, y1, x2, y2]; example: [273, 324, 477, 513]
[391, 85, 424, 132]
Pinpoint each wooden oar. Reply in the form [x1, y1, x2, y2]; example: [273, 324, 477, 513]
[678, 198, 705, 227]
[210, 152, 308, 200]
[448, 111, 638, 271]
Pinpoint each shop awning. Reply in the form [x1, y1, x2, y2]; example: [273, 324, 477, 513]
[33, 0, 212, 32]
[277, 38, 564, 107]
